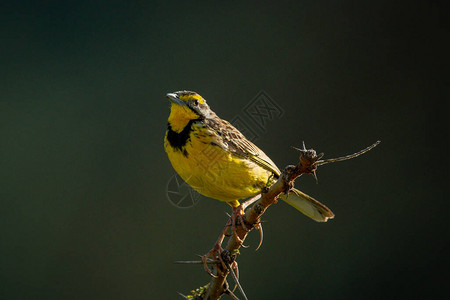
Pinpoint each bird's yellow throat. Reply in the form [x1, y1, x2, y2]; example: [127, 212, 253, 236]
[167, 103, 199, 133]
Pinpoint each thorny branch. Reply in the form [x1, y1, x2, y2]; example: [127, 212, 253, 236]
[179, 141, 380, 299]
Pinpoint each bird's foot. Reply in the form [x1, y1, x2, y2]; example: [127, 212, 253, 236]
[202, 243, 227, 278]
[230, 205, 250, 248]
[201, 219, 231, 278]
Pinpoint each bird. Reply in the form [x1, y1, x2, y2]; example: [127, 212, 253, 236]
[164, 90, 334, 273]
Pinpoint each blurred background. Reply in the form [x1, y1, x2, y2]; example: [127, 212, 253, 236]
[1, 1, 447, 299]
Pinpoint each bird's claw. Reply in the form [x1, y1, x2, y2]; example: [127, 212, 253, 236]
[201, 218, 231, 278]
[202, 203, 264, 277]
[231, 205, 250, 248]
[202, 244, 227, 278]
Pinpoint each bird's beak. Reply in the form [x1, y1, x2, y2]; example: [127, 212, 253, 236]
[166, 93, 185, 106]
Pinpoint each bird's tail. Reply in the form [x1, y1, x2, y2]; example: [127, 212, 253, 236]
[279, 188, 335, 222]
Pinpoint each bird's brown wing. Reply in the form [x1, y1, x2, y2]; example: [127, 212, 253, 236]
[202, 116, 334, 222]
[204, 117, 281, 176]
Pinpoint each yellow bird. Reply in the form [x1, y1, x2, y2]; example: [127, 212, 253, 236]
[164, 90, 334, 222]
[164, 90, 334, 274]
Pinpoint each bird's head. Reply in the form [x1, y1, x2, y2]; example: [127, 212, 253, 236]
[166, 91, 215, 132]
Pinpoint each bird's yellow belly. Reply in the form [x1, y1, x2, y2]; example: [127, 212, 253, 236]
[164, 134, 272, 206]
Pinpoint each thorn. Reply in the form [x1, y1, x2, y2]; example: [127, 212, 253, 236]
[231, 261, 239, 280]
[312, 170, 319, 184]
[302, 141, 306, 150]
[228, 262, 248, 300]
[174, 260, 218, 264]
[255, 223, 264, 251]
[224, 289, 241, 300]
[177, 292, 189, 299]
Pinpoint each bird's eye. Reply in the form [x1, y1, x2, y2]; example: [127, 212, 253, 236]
[192, 99, 199, 106]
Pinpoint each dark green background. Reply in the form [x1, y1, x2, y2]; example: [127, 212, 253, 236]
[1, 1, 447, 299]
